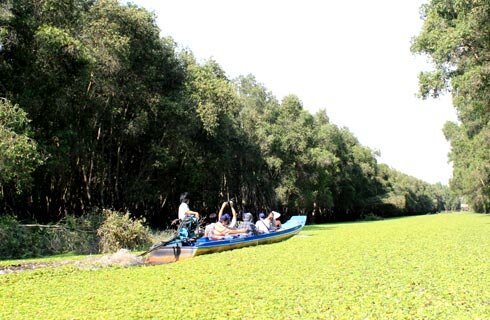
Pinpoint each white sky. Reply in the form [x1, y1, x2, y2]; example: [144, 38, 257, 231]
[129, 0, 458, 184]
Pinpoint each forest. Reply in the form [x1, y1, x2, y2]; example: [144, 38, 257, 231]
[0, 0, 475, 230]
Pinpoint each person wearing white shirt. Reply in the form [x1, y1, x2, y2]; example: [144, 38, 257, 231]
[178, 192, 199, 221]
[255, 212, 271, 233]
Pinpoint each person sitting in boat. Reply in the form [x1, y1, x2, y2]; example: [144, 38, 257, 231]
[178, 192, 200, 221]
[255, 212, 271, 233]
[205, 201, 237, 238]
[204, 213, 217, 238]
[209, 213, 248, 240]
[239, 212, 258, 235]
[272, 211, 282, 230]
[218, 201, 237, 228]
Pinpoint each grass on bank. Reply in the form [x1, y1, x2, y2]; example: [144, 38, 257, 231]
[1, 213, 489, 319]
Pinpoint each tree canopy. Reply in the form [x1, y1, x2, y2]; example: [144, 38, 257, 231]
[0, 0, 458, 225]
[412, 0, 490, 212]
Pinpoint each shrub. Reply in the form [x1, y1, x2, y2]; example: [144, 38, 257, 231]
[0, 211, 105, 259]
[360, 213, 383, 221]
[46, 211, 104, 254]
[1, 209, 151, 258]
[97, 209, 151, 253]
[0, 216, 57, 258]
[0, 215, 30, 258]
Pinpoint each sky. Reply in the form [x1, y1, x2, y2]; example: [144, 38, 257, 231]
[129, 0, 458, 185]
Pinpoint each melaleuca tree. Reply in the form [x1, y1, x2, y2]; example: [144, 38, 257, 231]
[412, 0, 490, 212]
[0, 0, 188, 220]
[322, 126, 380, 220]
[79, 0, 187, 220]
[375, 164, 445, 215]
[0, 99, 43, 202]
[0, 0, 454, 225]
[444, 121, 489, 212]
[307, 110, 337, 221]
[174, 58, 244, 214]
[0, 0, 95, 217]
[261, 95, 316, 211]
[233, 75, 279, 211]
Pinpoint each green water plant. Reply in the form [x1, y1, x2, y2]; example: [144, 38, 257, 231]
[1, 213, 489, 319]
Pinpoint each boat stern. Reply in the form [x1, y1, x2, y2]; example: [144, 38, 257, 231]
[145, 245, 197, 264]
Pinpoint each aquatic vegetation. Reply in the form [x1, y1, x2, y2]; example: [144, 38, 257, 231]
[1, 213, 489, 319]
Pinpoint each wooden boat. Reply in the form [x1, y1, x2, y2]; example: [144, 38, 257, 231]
[145, 215, 306, 264]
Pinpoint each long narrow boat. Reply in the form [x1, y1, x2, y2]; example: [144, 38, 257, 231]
[145, 215, 306, 264]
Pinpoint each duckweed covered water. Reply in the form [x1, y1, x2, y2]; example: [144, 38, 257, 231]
[1, 213, 489, 319]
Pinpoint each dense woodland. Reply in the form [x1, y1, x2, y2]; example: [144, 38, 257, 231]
[0, 0, 475, 228]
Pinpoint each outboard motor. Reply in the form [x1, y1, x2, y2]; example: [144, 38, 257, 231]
[179, 216, 202, 243]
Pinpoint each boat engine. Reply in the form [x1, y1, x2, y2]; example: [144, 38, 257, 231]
[178, 216, 202, 243]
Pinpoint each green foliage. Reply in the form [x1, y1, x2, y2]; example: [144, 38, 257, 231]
[0, 99, 43, 195]
[0, 215, 29, 258]
[0, 0, 460, 231]
[360, 212, 384, 221]
[34, 24, 94, 75]
[1, 214, 489, 319]
[444, 123, 490, 212]
[374, 164, 463, 216]
[187, 59, 239, 136]
[97, 209, 151, 253]
[412, 0, 490, 212]
[0, 98, 31, 133]
[0, 213, 101, 259]
[0, 208, 152, 259]
[49, 210, 103, 254]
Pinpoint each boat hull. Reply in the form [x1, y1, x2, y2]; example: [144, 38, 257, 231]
[145, 246, 198, 264]
[145, 215, 306, 264]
